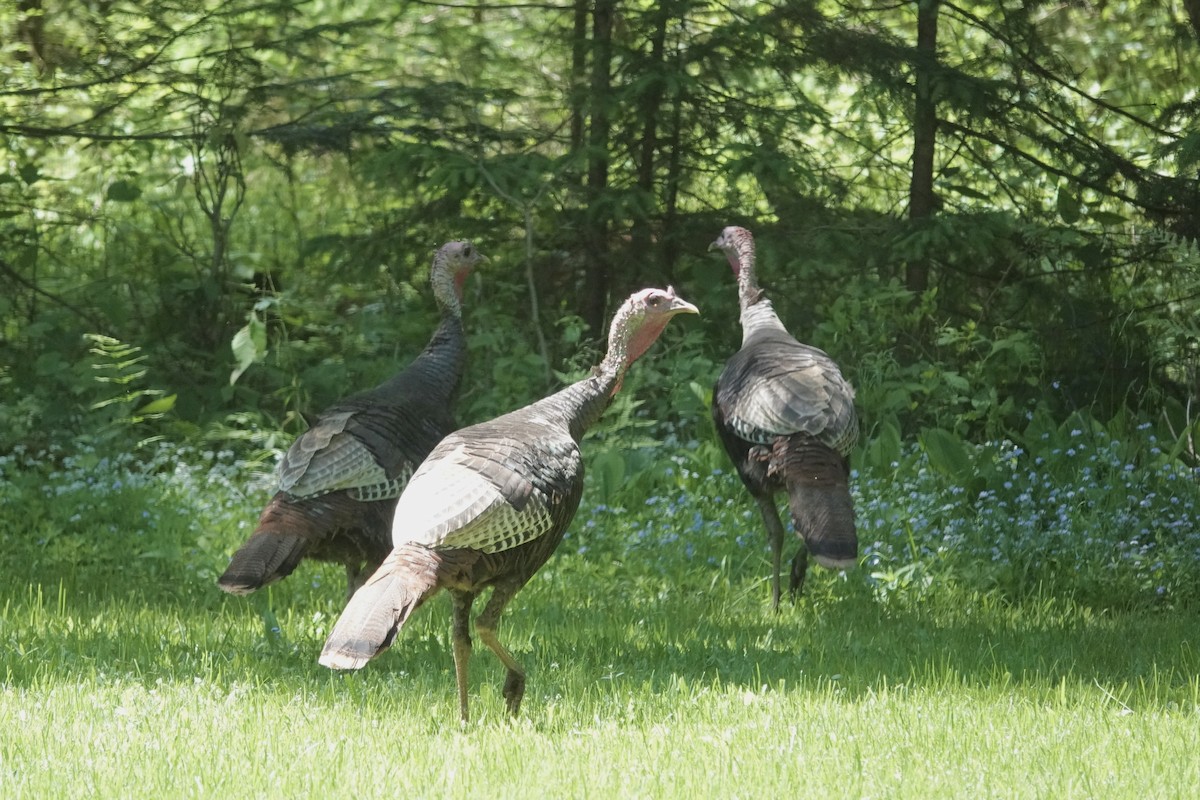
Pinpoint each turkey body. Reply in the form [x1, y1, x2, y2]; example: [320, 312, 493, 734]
[710, 226, 858, 607]
[319, 287, 699, 723]
[217, 241, 484, 599]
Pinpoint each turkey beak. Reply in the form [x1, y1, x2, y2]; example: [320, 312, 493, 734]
[668, 296, 700, 316]
[707, 239, 720, 252]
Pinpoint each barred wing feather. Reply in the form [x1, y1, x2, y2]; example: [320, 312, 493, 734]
[393, 434, 581, 554]
[279, 421, 394, 497]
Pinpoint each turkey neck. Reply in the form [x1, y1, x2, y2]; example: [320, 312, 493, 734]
[535, 312, 650, 442]
[732, 234, 788, 344]
[536, 358, 622, 443]
[421, 309, 467, 375]
[377, 291, 467, 402]
[430, 251, 464, 321]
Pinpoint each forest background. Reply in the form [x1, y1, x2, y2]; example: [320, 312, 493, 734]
[5, 0, 1200, 453]
[3, 0, 1200, 564]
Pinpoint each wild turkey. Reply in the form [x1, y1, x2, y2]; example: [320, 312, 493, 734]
[319, 287, 699, 723]
[709, 225, 858, 608]
[217, 241, 486, 599]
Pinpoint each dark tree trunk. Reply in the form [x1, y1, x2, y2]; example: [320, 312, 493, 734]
[662, 46, 685, 279]
[633, 5, 669, 254]
[16, 0, 46, 65]
[638, 4, 667, 200]
[582, 0, 616, 334]
[906, 0, 940, 295]
[1184, 0, 1200, 40]
[569, 0, 589, 156]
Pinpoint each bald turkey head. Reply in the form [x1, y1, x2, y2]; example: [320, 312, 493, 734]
[709, 226, 755, 277]
[612, 286, 699, 367]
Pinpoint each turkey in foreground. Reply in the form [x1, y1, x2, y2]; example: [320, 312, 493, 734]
[319, 286, 699, 723]
[217, 241, 486, 599]
[710, 226, 858, 608]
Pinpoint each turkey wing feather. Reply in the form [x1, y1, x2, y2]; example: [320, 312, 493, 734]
[278, 402, 442, 499]
[278, 412, 390, 495]
[718, 337, 857, 451]
[392, 429, 581, 555]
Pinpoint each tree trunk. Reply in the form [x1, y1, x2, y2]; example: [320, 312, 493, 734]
[906, 0, 940, 295]
[16, 0, 46, 66]
[569, 0, 589, 156]
[632, 5, 669, 262]
[582, 0, 616, 334]
[662, 45, 685, 279]
[1184, 0, 1200, 40]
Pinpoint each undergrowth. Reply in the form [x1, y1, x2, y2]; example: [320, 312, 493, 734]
[4, 412, 1199, 611]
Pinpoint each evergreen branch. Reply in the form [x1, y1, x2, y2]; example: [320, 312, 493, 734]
[940, 119, 1172, 214]
[942, 0, 1177, 138]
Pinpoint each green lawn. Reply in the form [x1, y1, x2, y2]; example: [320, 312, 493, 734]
[2, 439, 1198, 798]
[3, 553, 1198, 798]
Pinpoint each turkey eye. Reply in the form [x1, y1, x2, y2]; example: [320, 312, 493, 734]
[648, 296, 662, 307]
[463, 245, 472, 256]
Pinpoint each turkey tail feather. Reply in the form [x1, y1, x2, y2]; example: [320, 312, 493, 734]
[774, 437, 858, 569]
[319, 545, 442, 670]
[217, 494, 313, 594]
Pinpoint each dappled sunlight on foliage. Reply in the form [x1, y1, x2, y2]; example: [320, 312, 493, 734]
[2, 0, 1200, 452]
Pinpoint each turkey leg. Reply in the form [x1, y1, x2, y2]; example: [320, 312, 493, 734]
[450, 590, 476, 724]
[754, 495, 787, 610]
[475, 581, 528, 716]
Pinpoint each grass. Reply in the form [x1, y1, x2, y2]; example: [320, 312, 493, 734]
[2, 433, 1199, 798]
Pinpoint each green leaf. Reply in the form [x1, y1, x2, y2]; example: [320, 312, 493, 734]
[230, 313, 268, 385]
[135, 393, 177, 416]
[106, 180, 143, 202]
[1056, 187, 1082, 224]
[18, 163, 39, 185]
[860, 417, 903, 472]
[919, 427, 973, 477]
[942, 371, 971, 393]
